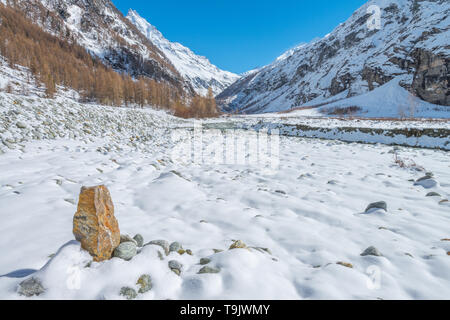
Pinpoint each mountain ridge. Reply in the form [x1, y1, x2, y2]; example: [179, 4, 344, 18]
[126, 9, 239, 96]
[218, 0, 449, 114]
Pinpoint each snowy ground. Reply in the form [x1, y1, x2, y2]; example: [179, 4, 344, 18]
[0, 94, 449, 300]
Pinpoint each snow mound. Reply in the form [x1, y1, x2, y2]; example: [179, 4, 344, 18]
[315, 78, 450, 118]
[11, 239, 294, 299]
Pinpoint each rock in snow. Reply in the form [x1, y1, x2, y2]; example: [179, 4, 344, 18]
[120, 287, 137, 300]
[365, 201, 387, 213]
[145, 240, 170, 256]
[414, 177, 438, 189]
[16, 121, 27, 129]
[133, 234, 144, 248]
[137, 274, 152, 294]
[72, 185, 120, 262]
[113, 242, 137, 261]
[229, 240, 247, 250]
[120, 234, 137, 246]
[198, 266, 221, 274]
[200, 258, 211, 265]
[17, 277, 45, 297]
[337, 262, 353, 269]
[169, 242, 183, 253]
[426, 192, 441, 197]
[361, 246, 383, 257]
[168, 260, 183, 275]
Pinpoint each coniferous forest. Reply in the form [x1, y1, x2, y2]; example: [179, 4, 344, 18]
[0, 4, 219, 118]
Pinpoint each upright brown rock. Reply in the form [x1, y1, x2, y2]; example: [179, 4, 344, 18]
[73, 185, 120, 262]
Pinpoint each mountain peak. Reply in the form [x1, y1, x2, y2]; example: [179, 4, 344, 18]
[127, 10, 239, 96]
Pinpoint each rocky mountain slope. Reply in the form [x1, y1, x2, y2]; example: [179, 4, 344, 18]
[218, 0, 449, 113]
[0, 0, 193, 95]
[127, 10, 239, 96]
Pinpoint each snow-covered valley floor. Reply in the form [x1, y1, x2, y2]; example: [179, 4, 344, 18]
[0, 95, 449, 300]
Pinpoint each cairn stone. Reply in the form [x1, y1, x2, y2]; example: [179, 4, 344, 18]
[73, 185, 120, 262]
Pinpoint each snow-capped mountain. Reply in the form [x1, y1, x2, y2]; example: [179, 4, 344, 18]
[218, 0, 450, 113]
[127, 9, 239, 96]
[0, 0, 193, 95]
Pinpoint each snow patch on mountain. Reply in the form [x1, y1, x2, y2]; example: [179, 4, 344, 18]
[272, 77, 450, 119]
[127, 9, 239, 96]
[313, 78, 450, 118]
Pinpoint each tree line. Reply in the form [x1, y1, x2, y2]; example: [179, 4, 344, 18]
[0, 4, 219, 118]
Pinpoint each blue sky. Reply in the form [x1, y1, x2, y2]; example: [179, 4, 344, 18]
[114, 0, 367, 74]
